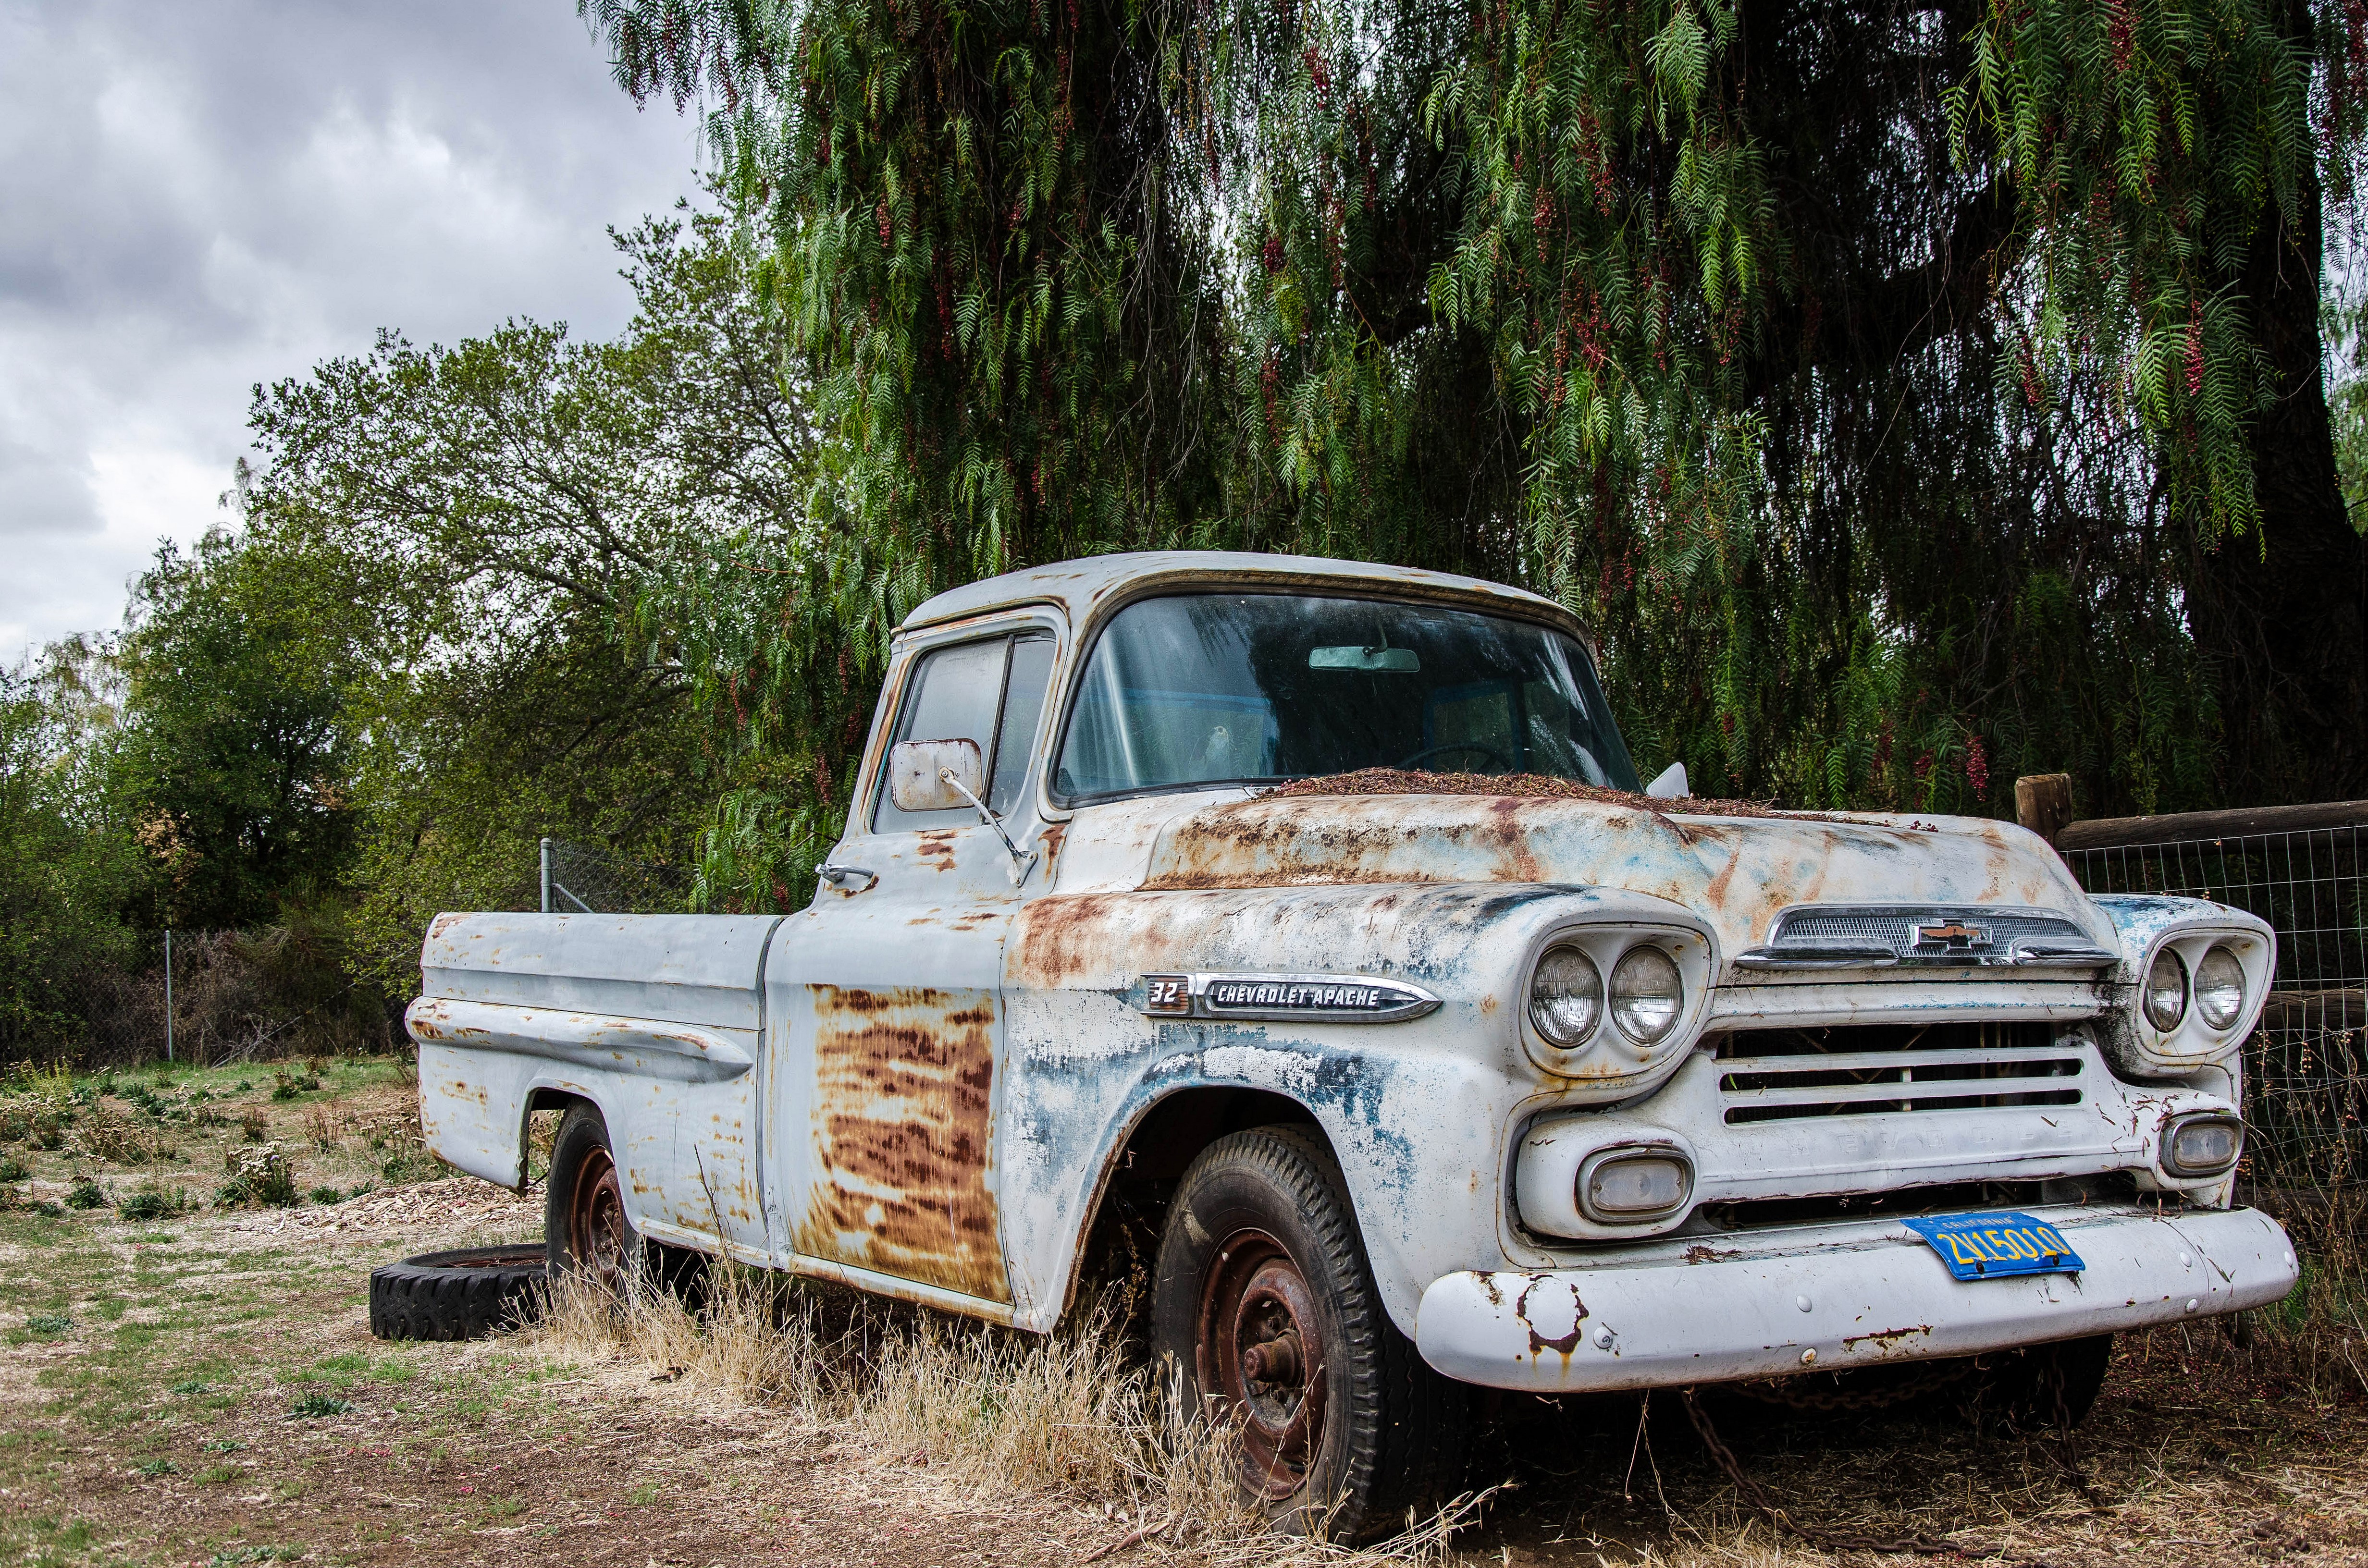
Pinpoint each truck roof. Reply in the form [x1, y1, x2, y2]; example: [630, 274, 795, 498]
[899, 550, 1581, 637]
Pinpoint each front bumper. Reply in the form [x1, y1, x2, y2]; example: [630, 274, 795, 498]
[1416, 1204, 2297, 1393]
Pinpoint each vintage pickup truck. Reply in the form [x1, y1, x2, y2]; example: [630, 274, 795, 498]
[409, 551, 2296, 1536]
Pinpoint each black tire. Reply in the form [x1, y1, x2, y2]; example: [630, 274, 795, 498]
[1151, 1127, 1468, 1543]
[368, 1244, 548, 1341]
[545, 1103, 640, 1287]
[1960, 1333, 2113, 1434]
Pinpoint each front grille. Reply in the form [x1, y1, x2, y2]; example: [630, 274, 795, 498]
[1715, 1021, 2083, 1125]
[1760, 905, 2105, 966]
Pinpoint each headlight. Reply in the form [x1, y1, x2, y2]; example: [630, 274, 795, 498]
[2194, 945, 2246, 1031]
[2143, 947, 2188, 1031]
[2162, 1112, 2243, 1177]
[1528, 945, 1603, 1048]
[1578, 1147, 1694, 1223]
[1610, 946, 1684, 1045]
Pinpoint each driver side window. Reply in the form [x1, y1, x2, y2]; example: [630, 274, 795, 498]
[871, 633, 1054, 833]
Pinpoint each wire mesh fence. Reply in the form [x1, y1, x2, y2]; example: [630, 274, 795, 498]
[2062, 823, 2367, 1192]
[536, 837, 693, 915]
[0, 927, 403, 1069]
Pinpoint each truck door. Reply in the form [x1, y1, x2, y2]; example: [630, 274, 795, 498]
[766, 624, 1057, 1308]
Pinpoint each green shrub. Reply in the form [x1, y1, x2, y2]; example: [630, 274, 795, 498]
[24, 1314, 71, 1334]
[379, 1147, 445, 1185]
[134, 1458, 176, 1477]
[64, 1177, 103, 1210]
[217, 1144, 297, 1208]
[117, 1184, 192, 1222]
[0, 1154, 28, 1182]
[306, 1185, 341, 1206]
[290, 1392, 353, 1418]
[237, 1109, 267, 1142]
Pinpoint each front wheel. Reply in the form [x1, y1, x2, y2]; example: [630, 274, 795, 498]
[1151, 1127, 1467, 1543]
[545, 1104, 639, 1290]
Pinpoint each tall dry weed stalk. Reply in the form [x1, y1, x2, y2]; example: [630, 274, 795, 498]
[531, 1262, 1489, 1563]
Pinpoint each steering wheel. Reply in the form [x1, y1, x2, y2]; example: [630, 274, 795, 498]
[1393, 742, 1513, 773]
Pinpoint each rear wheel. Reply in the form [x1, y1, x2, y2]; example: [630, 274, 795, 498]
[545, 1105, 639, 1289]
[1151, 1127, 1467, 1543]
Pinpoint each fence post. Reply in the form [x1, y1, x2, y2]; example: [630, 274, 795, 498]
[2013, 773, 2076, 845]
[541, 837, 553, 914]
[164, 928, 173, 1064]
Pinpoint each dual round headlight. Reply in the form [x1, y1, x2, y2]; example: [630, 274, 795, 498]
[2143, 943, 2248, 1034]
[1529, 943, 1684, 1051]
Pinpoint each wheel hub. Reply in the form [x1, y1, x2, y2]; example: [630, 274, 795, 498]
[1197, 1232, 1327, 1500]
[566, 1144, 631, 1290]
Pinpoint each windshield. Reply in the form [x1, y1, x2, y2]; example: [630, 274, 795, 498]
[1053, 593, 1639, 802]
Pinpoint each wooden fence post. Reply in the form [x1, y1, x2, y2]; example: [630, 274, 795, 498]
[2014, 773, 2076, 845]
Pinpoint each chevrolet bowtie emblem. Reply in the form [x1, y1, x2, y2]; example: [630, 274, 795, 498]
[1917, 921, 1987, 946]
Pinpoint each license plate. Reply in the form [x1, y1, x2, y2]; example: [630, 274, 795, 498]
[1903, 1211, 2085, 1280]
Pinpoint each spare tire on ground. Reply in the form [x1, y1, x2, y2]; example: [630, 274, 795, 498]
[369, 1243, 549, 1341]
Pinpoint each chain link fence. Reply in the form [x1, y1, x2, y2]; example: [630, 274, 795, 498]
[2061, 821, 2366, 1196]
[0, 927, 403, 1069]
[536, 837, 693, 915]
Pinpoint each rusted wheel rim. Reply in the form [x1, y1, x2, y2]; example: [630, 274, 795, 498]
[566, 1143, 630, 1289]
[1196, 1229, 1326, 1500]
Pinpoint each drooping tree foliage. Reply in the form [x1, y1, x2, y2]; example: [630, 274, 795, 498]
[582, 0, 2368, 909]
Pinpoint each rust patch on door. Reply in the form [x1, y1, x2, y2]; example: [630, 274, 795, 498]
[797, 985, 1009, 1302]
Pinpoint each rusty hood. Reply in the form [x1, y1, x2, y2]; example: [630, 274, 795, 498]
[1131, 793, 2105, 968]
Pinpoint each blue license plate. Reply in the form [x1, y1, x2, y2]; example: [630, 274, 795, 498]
[1903, 1211, 2085, 1280]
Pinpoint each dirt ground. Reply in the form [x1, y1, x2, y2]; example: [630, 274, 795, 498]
[4, 1058, 2368, 1567]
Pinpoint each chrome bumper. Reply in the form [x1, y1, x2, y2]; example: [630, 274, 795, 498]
[1415, 1204, 2297, 1393]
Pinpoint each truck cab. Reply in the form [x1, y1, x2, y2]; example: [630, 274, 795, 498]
[410, 550, 2295, 1538]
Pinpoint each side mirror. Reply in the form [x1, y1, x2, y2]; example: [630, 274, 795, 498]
[889, 738, 985, 812]
[1645, 760, 1689, 799]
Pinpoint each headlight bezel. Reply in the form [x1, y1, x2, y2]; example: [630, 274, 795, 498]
[1517, 923, 1709, 1084]
[2121, 927, 2271, 1069]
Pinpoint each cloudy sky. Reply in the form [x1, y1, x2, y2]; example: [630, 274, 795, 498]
[0, 0, 703, 658]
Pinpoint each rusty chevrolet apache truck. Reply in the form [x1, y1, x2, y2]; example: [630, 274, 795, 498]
[407, 550, 2296, 1536]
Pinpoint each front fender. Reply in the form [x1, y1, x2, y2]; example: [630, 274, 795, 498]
[998, 882, 1716, 1334]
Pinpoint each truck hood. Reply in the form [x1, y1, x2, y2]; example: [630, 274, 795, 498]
[1116, 793, 2108, 968]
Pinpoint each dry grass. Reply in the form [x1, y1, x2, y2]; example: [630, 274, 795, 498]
[531, 1265, 1492, 1565]
[71, 1099, 173, 1164]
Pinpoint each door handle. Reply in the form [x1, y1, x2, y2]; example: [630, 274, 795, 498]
[817, 863, 877, 893]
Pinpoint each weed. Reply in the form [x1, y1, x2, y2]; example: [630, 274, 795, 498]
[25, 1315, 72, 1335]
[218, 1144, 298, 1208]
[301, 1101, 340, 1151]
[207, 1548, 303, 1565]
[134, 1458, 177, 1477]
[291, 1392, 354, 1418]
[193, 1464, 238, 1484]
[202, 1440, 245, 1453]
[65, 1176, 104, 1210]
[379, 1147, 446, 1185]
[0, 1153, 27, 1181]
[171, 1380, 211, 1396]
[238, 1108, 268, 1142]
[76, 1099, 174, 1164]
[306, 1185, 342, 1205]
[235, 1079, 253, 1092]
[626, 1481, 662, 1505]
[270, 1068, 321, 1101]
[118, 1182, 194, 1222]
[30, 1200, 62, 1216]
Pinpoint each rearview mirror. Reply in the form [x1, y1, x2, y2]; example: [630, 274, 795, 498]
[889, 738, 985, 812]
[1309, 645, 1420, 673]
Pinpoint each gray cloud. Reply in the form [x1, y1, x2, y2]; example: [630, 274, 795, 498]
[0, 0, 703, 654]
